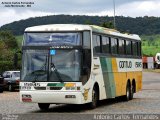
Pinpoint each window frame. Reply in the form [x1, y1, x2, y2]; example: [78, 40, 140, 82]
[92, 32, 141, 58]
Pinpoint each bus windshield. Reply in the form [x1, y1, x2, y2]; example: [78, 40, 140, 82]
[24, 33, 81, 46]
[21, 49, 81, 82]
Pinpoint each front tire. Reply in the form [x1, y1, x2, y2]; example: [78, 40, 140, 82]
[38, 103, 50, 110]
[90, 86, 98, 109]
[129, 85, 134, 100]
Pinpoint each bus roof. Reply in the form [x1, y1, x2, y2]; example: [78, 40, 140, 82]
[25, 24, 141, 41]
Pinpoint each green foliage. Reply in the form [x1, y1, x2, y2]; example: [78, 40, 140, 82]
[0, 31, 20, 73]
[0, 61, 21, 73]
[15, 35, 23, 47]
[0, 61, 12, 73]
[0, 31, 18, 49]
[141, 34, 160, 56]
[101, 21, 114, 29]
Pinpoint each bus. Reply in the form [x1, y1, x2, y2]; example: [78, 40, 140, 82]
[20, 24, 142, 110]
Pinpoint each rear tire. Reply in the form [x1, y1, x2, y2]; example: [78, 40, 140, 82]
[38, 103, 50, 110]
[123, 82, 131, 101]
[89, 86, 99, 109]
[129, 85, 134, 100]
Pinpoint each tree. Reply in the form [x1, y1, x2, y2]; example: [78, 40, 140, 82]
[0, 31, 18, 49]
[101, 21, 114, 29]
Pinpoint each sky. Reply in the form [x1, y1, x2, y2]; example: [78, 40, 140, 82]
[0, 0, 160, 26]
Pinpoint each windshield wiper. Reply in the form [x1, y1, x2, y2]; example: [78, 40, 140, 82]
[50, 63, 63, 82]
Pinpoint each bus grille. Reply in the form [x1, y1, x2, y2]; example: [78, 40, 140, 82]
[50, 87, 63, 90]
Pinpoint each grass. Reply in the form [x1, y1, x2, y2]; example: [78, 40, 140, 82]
[143, 69, 160, 73]
[141, 34, 160, 56]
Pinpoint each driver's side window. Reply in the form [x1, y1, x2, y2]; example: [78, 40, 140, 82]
[5, 72, 11, 78]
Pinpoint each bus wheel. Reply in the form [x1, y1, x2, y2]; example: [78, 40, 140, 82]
[90, 86, 98, 109]
[38, 103, 50, 110]
[129, 85, 134, 100]
[124, 82, 131, 101]
[130, 81, 135, 100]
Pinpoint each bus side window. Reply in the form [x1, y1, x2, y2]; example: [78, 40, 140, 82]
[132, 41, 138, 56]
[119, 39, 125, 55]
[138, 42, 142, 57]
[81, 49, 91, 85]
[93, 35, 101, 54]
[126, 40, 132, 55]
[111, 37, 118, 54]
[102, 36, 110, 54]
[83, 31, 91, 49]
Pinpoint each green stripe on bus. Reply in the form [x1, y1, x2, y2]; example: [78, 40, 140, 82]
[47, 83, 65, 87]
[100, 57, 116, 98]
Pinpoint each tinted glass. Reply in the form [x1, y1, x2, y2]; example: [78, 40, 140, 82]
[111, 38, 118, 54]
[83, 31, 91, 48]
[24, 33, 81, 46]
[132, 41, 138, 56]
[93, 35, 101, 53]
[102, 36, 110, 53]
[126, 40, 132, 55]
[119, 39, 125, 55]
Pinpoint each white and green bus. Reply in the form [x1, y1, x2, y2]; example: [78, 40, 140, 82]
[20, 24, 142, 110]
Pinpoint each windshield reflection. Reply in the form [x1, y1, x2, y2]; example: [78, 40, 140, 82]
[22, 49, 81, 82]
[49, 50, 81, 82]
[22, 50, 48, 82]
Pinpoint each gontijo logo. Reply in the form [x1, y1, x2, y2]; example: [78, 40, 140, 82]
[119, 61, 132, 68]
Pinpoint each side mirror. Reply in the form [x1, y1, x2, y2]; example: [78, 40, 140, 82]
[157, 56, 160, 61]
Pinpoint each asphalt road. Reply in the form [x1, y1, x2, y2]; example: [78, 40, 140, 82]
[0, 72, 160, 120]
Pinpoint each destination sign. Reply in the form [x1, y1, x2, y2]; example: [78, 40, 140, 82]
[50, 46, 73, 49]
[116, 58, 142, 72]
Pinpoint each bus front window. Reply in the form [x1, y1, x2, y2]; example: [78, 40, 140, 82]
[22, 50, 48, 82]
[21, 49, 81, 82]
[49, 50, 81, 82]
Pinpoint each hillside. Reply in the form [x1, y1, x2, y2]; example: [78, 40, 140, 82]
[1, 15, 160, 35]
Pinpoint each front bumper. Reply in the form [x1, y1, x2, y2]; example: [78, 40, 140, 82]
[20, 91, 83, 104]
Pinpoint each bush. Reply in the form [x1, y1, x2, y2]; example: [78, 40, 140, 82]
[0, 61, 21, 74]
